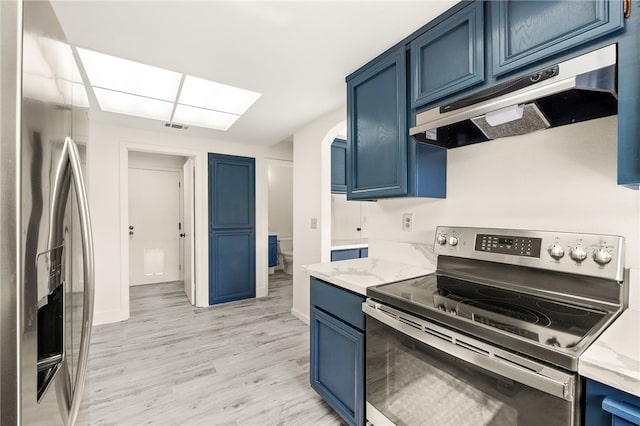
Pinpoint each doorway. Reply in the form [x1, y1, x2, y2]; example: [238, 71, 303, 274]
[127, 151, 196, 305]
[267, 159, 293, 274]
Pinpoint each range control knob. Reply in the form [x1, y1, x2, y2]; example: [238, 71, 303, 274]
[448, 236, 459, 246]
[569, 246, 588, 262]
[548, 243, 565, 260]
[436, 234, 447, 245]
[593, 248, 613, 266]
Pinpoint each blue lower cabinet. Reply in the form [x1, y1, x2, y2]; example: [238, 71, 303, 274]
[331, 247, 369, 262]
[310, 307, 365, 426]
[268, 235, 277, 267]
[585, 379, 640, 426]
[310, 278, 366, 426]
[331, 249, 360, 262]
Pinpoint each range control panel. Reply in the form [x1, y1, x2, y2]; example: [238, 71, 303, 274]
[475, 234, 542, 258]
[434, 226, 625, 282]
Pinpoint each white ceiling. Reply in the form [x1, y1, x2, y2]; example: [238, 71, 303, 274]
[51, 1, 459, 146]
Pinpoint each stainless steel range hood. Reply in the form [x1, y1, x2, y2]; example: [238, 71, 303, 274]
[410, 44, 617, 149]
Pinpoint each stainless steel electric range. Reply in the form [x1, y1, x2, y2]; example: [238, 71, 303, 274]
[364, 226, 627, 426]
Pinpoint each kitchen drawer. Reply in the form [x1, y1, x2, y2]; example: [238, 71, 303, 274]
[310, 277, 365, 331]
[331, 249, 360, 261]
[585, 379, 640, 426]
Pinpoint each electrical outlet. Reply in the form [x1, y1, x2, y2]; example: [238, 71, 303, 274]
[402, 213, 413, 232]
[311, 217, 317, 229]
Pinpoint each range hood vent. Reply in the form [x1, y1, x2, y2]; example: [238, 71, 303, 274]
[410, 44, 617, 149]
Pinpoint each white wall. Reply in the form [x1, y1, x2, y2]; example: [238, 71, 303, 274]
[292, 114, 640, 322]
[368, 116, 638, 268]
[88, 121, 290, 325]
[332, 194, 370, 240]
[128, 151, 186, 171]
[292, 106, 346, 322]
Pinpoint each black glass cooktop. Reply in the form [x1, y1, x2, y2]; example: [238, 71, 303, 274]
[368, 274, 608, 349]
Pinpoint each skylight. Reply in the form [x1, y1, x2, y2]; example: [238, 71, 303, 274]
[179, 76, 261, 115]
[93, 88, 174, 122]
[173, 104, 240, 131]
[76, 47, 261, 131]
[77, 48, 182, 102]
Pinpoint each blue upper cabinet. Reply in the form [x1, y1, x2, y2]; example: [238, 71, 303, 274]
[347, 47, 408, 199]
[491, 0, 624, 76]
[331, 138, 347, 193]
[410, 1, 484, 109]
[618, 1, 640, 187]
[346, 46, 447, 200]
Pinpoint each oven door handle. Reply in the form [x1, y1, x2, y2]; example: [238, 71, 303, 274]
[363, 303, 575, 401]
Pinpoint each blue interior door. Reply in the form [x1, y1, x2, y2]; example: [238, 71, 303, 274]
[208, 153, 255, 304]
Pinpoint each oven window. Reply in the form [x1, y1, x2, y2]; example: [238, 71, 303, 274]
[366, 317, 578, 426]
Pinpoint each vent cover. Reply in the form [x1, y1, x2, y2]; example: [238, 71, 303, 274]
[471, 103, 550, 140]
[164, 123, 189, 130]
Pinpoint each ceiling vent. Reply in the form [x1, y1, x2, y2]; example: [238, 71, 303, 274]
[164, 123, 189, 130]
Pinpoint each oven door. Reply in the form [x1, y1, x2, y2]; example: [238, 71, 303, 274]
[364, 301, 581, 426]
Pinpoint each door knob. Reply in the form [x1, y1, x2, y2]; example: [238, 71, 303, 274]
[129, 225, 134, 230]
[180, 233, 186, 237]
[129, 231, 134, 235]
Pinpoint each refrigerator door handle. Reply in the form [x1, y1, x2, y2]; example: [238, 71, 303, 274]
[50, 137, 95, 426]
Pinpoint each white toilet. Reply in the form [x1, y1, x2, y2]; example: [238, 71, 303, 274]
[278, 237, 294, 274]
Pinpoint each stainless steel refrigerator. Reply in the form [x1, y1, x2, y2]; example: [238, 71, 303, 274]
[1, 1, 95, 424]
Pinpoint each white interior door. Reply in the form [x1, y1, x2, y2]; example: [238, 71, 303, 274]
[182, 158, 195, 304]
[129, 168, 180, 286]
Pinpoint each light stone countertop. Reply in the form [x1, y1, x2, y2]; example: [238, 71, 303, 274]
[331, 239, 369, 251]
[579, 309, 640, 397]
[302, 257, 434, 296]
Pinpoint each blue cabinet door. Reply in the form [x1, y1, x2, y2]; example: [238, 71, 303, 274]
[410, 1, 484, 108]
[617, 1, 640, 187]
[268, 235, 277, 267]
[347, 46, 408, 200]
[310, 306, 365, 426]
[492, 0, 624, 76]
[331, 138, 348, 193]
[208, 153, 255, 305]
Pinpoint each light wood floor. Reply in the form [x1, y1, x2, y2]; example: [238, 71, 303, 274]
[77, 272, 344, 426]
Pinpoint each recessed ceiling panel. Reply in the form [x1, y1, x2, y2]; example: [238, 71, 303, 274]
[93, 87, 174, 121]
[179, 75, 261, 115]
[173, 104, 240, 131]
[77, 47, 182, 101]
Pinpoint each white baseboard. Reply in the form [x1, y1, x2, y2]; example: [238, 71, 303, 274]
[256, 286, 268, 298]
[291, 307, 309, 325]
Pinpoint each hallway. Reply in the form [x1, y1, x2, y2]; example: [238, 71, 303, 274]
[78, 273, 343, 425]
